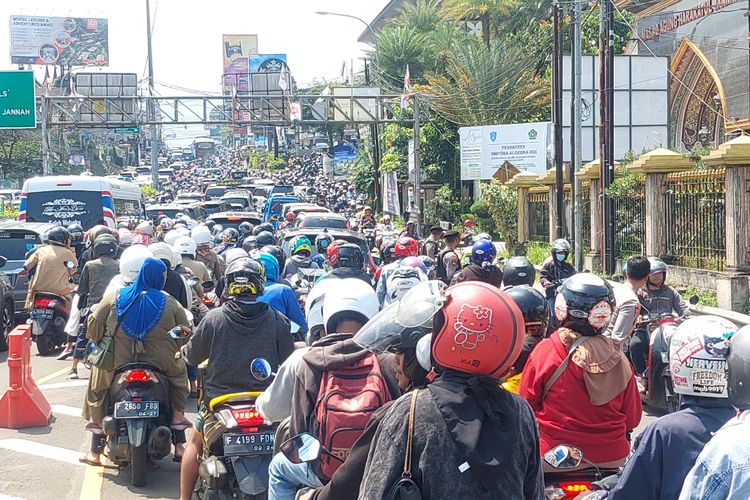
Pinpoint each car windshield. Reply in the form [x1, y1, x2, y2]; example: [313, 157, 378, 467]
[146, 208, 183, 220]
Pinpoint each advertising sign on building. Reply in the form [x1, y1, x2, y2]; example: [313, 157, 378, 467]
[459, 122, 551, 180]
[10, 16, 109, 66]
[332, 140, 358, 177]
[0, 71, 36, 129]
[222, 34, 258, 93]
[249, 54, 288, 73]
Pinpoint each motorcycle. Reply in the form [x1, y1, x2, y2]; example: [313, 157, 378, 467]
[193, 358, 278, 500]
[362, 227, 376, 251]
[289, 268, 327, 305]
[543, 444, 620, 500]
[275, 432, 344, 499]
[27, 259, 75, 356]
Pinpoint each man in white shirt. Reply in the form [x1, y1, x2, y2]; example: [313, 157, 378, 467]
[604, 256, 651, 353]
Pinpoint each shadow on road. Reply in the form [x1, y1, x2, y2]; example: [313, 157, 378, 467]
[105, 456, 181, 499]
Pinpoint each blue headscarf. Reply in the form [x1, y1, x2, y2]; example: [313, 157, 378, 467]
[116, 257, 168, 341]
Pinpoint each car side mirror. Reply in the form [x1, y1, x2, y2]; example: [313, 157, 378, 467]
[689, 295, 700, 305]
[543, 444, 584, 470]
[281, 433, 322, 464]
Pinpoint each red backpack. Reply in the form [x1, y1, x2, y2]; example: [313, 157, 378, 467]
[313, 352, 391, 481]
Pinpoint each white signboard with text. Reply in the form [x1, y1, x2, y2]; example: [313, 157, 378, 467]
[459, 122, 551, 180]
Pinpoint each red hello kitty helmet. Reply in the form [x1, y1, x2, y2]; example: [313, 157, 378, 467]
[431, 281, 525, 378]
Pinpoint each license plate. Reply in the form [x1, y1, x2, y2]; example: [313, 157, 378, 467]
[113, 401, 160, 419]
[31, 309, 53, 319]
[223, 431, 275, 456]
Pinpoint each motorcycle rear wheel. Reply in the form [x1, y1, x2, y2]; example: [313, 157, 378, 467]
[130, 444, 147, 487]
[35, 334, 56, 356]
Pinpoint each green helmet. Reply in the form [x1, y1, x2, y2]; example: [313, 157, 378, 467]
[290, 235, 313, 256]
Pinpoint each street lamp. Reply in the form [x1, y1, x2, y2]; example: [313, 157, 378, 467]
[315, 11, 380, 69]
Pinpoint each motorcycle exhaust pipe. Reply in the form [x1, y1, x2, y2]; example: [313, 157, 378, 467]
[148, 425, 172, 459]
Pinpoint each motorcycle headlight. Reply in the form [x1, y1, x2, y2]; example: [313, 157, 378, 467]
[544, 486, 567, 500]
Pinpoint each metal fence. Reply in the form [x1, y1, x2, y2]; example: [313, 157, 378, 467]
[579, 183, 591, 251]
[613, 179, 646, 258]
[664, 168, 726, 271]
[528, 188, 549, 242]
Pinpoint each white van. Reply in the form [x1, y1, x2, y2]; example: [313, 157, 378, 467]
[19, 176, 143, 230]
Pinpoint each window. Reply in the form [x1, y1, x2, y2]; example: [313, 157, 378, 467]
[114, 198, 141, 217]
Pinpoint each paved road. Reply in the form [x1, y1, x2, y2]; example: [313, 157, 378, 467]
[0, 344, 661, 500]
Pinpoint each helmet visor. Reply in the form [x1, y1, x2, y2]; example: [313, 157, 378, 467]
[396, 280, 447, 328]
[353, 302, 404, 354]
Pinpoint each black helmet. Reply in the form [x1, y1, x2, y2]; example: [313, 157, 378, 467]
[505, 285, 549, 337]
[242, 235, 259, 253]
[728, 325, 750, 410]
[46, 226, 71, 246]
[204, 220, 216, 231]
[260, 245, 286, 272]
[337, 244, 364, 270]
[212, 224, 224, 236]
[238, 221, 254, 237]
[252, 223, 274, 236]
[315, 233, 333, 253]
[93, 234, 117, 258]
[554, 274, 615, 337]
[67, 223, 84, 242]
[222, 228, 239, 244]
[256, 231, 275, 246]
[502, 257, 535, 287]
[225, 257, 266, 298]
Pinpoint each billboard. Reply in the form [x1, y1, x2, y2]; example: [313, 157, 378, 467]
[222, 34, 258, 93]
[459, 122, 551, 180]
[249, 54, 287, 73]
[10, 16, 109, 66]
[332, 141, 358, 176]
[0, 71, 36, 129]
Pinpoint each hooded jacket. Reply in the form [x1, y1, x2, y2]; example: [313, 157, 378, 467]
[183, 300, 294, 404]
[637, 283, 689, 318]
[609, 396, 735, 500]
[78, 255, 120, 308]
[452, 263, 503, 288]
[283, 254, 320, 279]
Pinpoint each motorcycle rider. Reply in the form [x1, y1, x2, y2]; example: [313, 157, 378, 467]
[399, 220, 419, 240]
[82, 258, 191, 467]
[358, 205, 376, 229]
[318, 243, 371, 285]
[540, 239, 577, 314]
[191, 225, 224, 285]
[360, 281, 544, 499]
[213, 228, 239, 256]
[421, 225, 444, 259]
[67, 223, 85, 259]
[313, 233, 333, 268]
[376, 236, 419, 306]
[282, 235, 321, 278]
[381, 256, 428, 306]
[607, 316, 737, 500]
[435, 230, 461, 285]
[679, 323, 750, 500]
[452, 239, 503, 287]
[149, 242, 190, 309]
[173, 236, 212, 297]
[502, 256, 537, 287]
[66, 234, 120, 378]
[24, 226, 77, 311]
[604, 255, 650, 354]
[254, 251, 308, 335]
[267, 280, 395, 500]
[179, 257, 294, 500]
[132, 220, 154, 246]
[631, 257, 690, 379]
[519, 273, 642, 469]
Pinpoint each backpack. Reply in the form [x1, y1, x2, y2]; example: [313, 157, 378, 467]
[314, 352, 391, 481]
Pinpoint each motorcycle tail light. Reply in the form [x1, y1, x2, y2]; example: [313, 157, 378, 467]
[659, 316, 676, 326]
[230, 408, 264, 427]
[125, 369, 152, 383]
[203, 296, 213, 305]
[34, 297, 57, 308]
[560, 482, 590, 495]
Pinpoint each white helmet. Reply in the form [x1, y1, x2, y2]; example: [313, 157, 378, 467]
[323, 278, 380, 334]
[149, 242, 175, 269]
[174, 235, 197, 258]
[118, 228, 133, 245]
[136, 221, 154, 236]
[185, 218, 197, 230]
[385, 267, 427, 305]
[670, 315, 737, 399]
[176, 227, 191, 237]
[306, 279, 338, 334]
[224, 247, 248, 266]
[164, 230, 181, 247]
[191, 225, 212, 246]
[119, 245, 153, 283]
[160, 217, 174, 231]
[173, 249, 183, 267]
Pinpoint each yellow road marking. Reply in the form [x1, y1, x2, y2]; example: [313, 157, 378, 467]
[35, 366, 71, 385]
[79, 462, 103, 500]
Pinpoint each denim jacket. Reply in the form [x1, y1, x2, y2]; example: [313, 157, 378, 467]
[679, 409, 750, 500]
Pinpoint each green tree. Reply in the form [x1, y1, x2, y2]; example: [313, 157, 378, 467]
[441, 0, 521, 48]
[424, 184, 462, 225]
[481, 179, 518, 247]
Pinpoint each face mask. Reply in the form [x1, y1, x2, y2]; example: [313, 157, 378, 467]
[554, 253, 566, 262]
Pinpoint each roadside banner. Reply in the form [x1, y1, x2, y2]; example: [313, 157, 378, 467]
[222, 34, 258, 93]
[383, 172, 400, 215]
[249, 54, 287, 73]
[10, 16, 109, 66]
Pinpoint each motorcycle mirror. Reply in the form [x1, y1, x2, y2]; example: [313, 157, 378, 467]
[280, 433, 322, 464]
[250, 357, 273, 381]
[543, 444, 584, 470]
[65, 260, 75, 269]
[169, 326, 183, 339]
[290, 321, 300, 335]
[689, 295, 700, 305]
[186, 277, 199, 287]
[202, 281, 215, 292]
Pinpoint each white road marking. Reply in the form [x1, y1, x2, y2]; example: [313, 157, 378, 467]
[38, 380, 89, 390]
[0, 495, 27, 500]
[51, 404, 83, 418]
[0, 439, 83, 466]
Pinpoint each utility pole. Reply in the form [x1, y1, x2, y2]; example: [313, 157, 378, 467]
[599, 0, 616, 274]
[552, 1, 565, 239]
[146, 0, 159, 189]
[413, 96, 421, 234]
[41, 96, 50, 175]
[572, 0, 583, 269]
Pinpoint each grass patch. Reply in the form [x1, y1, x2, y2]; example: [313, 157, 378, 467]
[526, 241, 550, 266]
[681, 286, 718, 308]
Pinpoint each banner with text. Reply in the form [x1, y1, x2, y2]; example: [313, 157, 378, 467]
[10, 16, 109, 66]
[222, 34, 258, 94]
[459, 122, 551, 180]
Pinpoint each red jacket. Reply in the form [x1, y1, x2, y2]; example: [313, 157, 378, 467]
[519, 333, 641, 464]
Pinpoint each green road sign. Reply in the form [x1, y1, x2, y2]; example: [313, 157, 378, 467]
[0, 71, 35, 129]
[115, 127, 139, 133]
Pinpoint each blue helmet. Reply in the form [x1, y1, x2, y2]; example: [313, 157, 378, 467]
[471, 240, 496, 265]
[254, 251, 280, 282]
